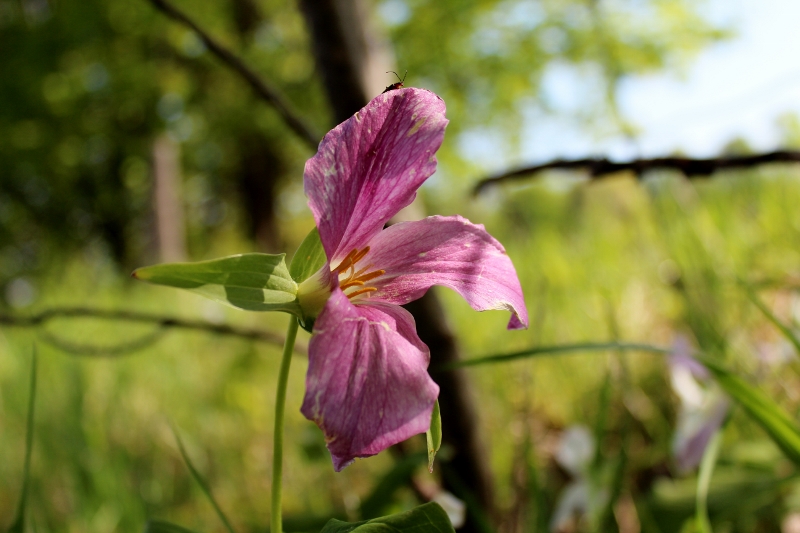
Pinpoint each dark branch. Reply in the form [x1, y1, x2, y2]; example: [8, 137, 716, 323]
[147, 0, 320, 150]
[0, 308, 307, 355]
[473, 150, 800, 195]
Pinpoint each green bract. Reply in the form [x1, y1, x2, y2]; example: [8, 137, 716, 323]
[290, 227, 329, 332]
[289, 227, 327, 284]
[426, 400, 442, 473]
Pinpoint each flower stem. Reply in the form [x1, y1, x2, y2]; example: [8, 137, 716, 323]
[272, 316, 299, 533]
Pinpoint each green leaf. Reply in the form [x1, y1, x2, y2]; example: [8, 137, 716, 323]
[426, 400, 442, 473]
[143, 520, 201, 533]
[9, 346, 37, 533]
[699, 356, 800, 466]
[133, 253, 300, 315]
[320, 502, 455, 533]
[290, 227, 327, 284]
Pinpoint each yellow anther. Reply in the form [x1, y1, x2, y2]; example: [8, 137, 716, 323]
[331, 247, 383, 301]
[352, 246, 370, 264]
[340, 279, 366, 290]
[346, 287, 378, 299]
[333, 249, 359, 273]
[356, 269, 385, 283]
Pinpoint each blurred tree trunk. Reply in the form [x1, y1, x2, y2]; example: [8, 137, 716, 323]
[236, 133, 284, 253]
[88, 150, 131, 266]
[228, 0, 284, 253]
[151, 134, 187, 262]
[298, 0, 394, 124]
[298, 1, 496, 529]
[230, 0, 261, 38]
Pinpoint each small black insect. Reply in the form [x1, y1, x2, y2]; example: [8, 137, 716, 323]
[382, 70, 407, 93]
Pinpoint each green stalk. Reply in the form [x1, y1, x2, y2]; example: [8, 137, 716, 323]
[272, 316, 299, 533]
[696, 429, 723, 533]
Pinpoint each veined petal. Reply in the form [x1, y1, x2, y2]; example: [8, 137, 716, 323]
[361, 215, 529, 329]
[301, 288, 439, 471]
[304, 88, 448, 265]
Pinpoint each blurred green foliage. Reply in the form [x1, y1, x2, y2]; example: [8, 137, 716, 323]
[0, 0, 724, 288]
[0, 0, 322, 279]
[4, 0, 800, 531]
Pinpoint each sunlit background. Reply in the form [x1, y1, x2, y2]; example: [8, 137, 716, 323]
[3, 0, 800, 531]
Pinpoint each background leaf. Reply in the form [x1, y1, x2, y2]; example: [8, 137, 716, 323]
[320, 502, 455, 533]
[133, 254, 299, 314]
[144, 520, 201, 533]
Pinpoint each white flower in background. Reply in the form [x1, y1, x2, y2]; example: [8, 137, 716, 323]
[431, 491, 466, 529]
[670, 335, 729, 473]
[550, 426, 608, 532]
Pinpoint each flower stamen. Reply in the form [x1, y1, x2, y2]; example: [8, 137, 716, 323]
[351, 247, 370, 264]
[346, 287, 378, 299]
[332, 247, 384, 300]
[333, 249, 359, 273]
[340, 279, 365, 290]
[354, 269, 384, 283]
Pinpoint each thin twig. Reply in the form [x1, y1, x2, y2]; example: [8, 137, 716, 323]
[36, 328, 168, 357]
[0, 308, 307, 355]
[147, 0, 320, 150]
[473, 150, 800, 195]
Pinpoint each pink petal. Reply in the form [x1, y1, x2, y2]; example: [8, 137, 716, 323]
[300, 288, 440, 471]
[304, 88, 448, 265]
[361, 215, 529, 329]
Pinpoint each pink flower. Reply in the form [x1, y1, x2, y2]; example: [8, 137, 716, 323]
[296, 88, 528, 470]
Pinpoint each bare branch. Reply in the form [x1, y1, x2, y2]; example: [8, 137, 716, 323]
[473, 150, 800, 195]
[147, 0, 321, 150]
[37, 328, 168, 357]
[0, 308, 307, 355]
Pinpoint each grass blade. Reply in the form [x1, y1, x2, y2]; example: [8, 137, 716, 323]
[699, 356, 800, 466]
[443, 342, 670, 370]
[695, 429, 722, 533]
[171, 428, 237, 533]
[743, 286, 800, 354]
[9, 346, 37, 533]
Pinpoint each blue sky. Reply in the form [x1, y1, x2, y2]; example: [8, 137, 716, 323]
[516, 0, 800, 164]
